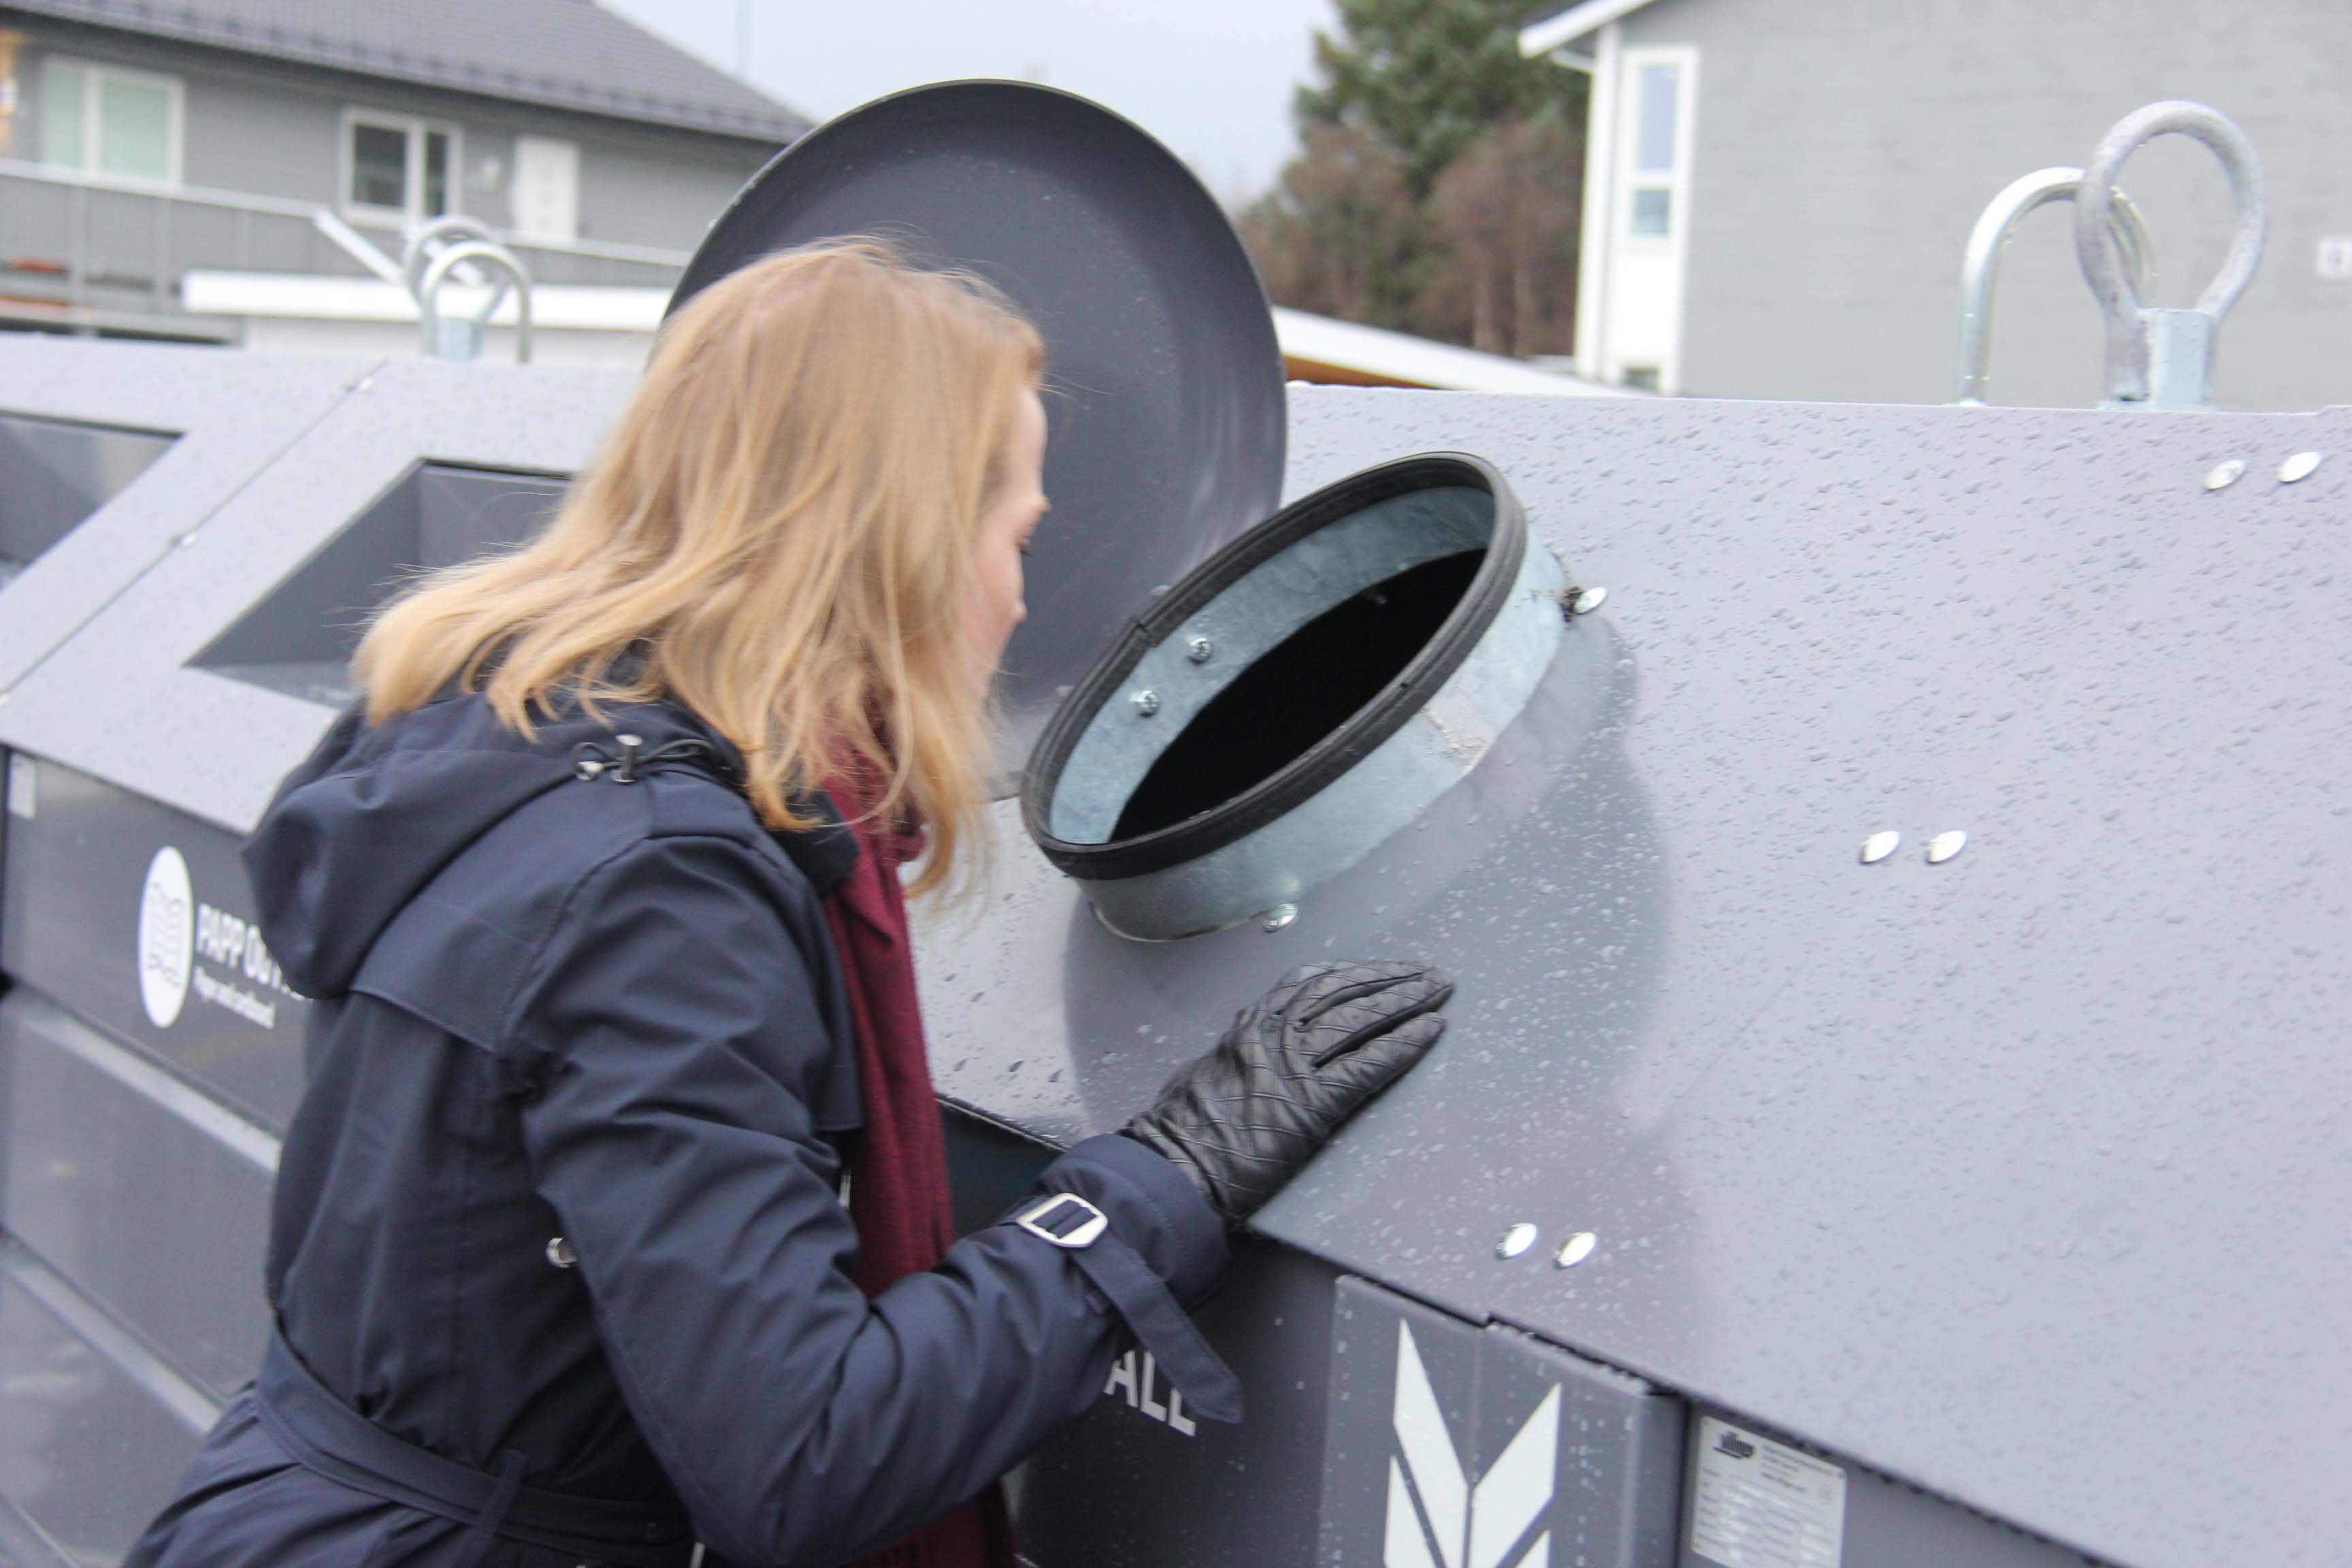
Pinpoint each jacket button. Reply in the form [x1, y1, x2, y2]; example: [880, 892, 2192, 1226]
[546, 1236, 578, 1269]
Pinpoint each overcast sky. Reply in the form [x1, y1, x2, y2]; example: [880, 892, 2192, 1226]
[598, 0, 1339, 205]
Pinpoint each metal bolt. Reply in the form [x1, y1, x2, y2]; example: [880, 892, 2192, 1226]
[2204, 459, 2247, 491]
[1926, 830, 1969, 864]
[1497, 1223, 1538, 1259]
[1260, 903, 1297, 932]
[1554, 1232, 1598, 1269]
[1186, 636, 1215, 664]
[545, 1236, 578, 1269]
[1131, 690, 1161, 717]
[1569, 586, 1609, 615]
[1859, 830, 1901, 865]
[2279, 451, 2323, 483]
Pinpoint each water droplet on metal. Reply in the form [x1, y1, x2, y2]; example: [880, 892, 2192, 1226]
[1130, 689, 1160, 717]
[1497, 1223, 1537, 1259]
[1926, 830, 1969, 864]
[1554, 1231, 1598, 1269]
[2203, 459, 2246, 491]
[2279, 451, 2321, 483]
[1859, 830, 1901, 864]
[1260, 903, 1297, 932]
[1186, 636, 1215, 664]
[1569, 586, 1609, 615]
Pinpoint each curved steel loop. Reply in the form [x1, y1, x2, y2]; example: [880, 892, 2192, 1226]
[2074, 101, 2265, 407]
[2076, 101, 2264, 322]
[1955, 167, 2151, 405]
[401, 215, 500, 301]
[418, 240, 534, 363]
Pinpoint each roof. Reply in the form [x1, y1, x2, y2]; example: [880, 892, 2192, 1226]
[0, 0, 807, 142]
[1273, 308, 1631, 397]
[1518, 0, 1665, 57]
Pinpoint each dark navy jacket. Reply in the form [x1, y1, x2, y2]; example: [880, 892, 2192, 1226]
[128, 693, 1226, 1567]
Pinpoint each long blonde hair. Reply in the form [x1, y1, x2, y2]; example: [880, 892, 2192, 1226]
[355, 238, 1043, 894]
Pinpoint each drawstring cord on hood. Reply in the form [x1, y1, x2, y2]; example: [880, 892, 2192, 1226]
[572, 733, 734, 787]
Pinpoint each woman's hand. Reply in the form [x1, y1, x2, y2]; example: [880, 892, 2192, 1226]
[1122, 961, 1452, 1224]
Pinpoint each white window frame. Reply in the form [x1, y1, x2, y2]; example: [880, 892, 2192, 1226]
[42, 55, 184, 186]
[1615, 46, 1698, 252]
[339, 108, 463, 227]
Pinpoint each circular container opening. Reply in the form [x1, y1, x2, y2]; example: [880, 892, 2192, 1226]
[1024, 453, 1563, 938]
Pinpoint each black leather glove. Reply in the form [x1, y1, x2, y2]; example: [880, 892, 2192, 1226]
[1122, 961, 1452, 1224]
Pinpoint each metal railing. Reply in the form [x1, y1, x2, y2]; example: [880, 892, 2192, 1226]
[0, 157, 689, 330]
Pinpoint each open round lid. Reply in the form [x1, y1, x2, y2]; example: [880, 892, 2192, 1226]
[669, 82, 1289, 767]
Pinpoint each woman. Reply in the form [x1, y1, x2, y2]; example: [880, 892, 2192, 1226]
[125, 240, 1450, 1568]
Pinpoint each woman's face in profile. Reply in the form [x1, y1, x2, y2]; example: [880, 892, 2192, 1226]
[962, 385, 1049, 693]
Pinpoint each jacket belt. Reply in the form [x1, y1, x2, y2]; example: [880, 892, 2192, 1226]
[254, 1326, 697, 1568]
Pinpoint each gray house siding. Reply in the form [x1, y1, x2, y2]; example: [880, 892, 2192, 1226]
[1, 13, 779, 326]
[1611, 0, 2352, 411]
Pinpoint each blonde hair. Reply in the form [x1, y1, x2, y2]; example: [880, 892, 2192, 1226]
[355, 238, 1043, 894]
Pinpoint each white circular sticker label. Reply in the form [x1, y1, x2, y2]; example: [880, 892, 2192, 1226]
[137, 846, 195, 1029]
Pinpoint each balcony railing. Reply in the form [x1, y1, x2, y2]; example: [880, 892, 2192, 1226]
[0, 158, 690, 336]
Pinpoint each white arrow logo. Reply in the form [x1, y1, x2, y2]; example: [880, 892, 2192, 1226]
[1384, 1321, 1559, 1568]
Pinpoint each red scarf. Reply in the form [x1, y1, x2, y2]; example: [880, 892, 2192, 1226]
[818, 772, 1017, 1568]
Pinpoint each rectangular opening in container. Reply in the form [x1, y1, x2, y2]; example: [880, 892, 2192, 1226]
[0, 414, 176, 587]
[193, 461, 570, 708]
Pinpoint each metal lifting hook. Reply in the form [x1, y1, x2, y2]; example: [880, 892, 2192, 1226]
[2074, 101, 2266, 409]
[402, 216, 536, 364]
[1955, 167, 2152, 405]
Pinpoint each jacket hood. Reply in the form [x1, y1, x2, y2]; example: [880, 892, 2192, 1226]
[244, 694, 743, 999]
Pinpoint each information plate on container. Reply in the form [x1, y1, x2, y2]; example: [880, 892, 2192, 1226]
[1689, 1416, 1846, 1568]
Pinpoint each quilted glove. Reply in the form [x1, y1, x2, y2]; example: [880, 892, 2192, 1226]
[1122, 961, 1453, 1224]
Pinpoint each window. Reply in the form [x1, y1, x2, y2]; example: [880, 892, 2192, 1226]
[1630, 188, 1672, 237]
[510, 135, 580, 244]
[42, 58, 182, 184]
[342, 110, 460, 224]
[1625, 61, 1682, 241]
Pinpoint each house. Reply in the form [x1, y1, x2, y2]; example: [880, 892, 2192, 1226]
[0, 0, 803, 346]
[1519, 0, 2352, 410]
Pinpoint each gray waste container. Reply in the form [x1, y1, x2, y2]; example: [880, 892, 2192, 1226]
[0, 359, 2344, 1568]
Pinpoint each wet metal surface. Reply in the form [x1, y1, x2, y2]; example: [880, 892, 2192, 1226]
[0, 358, 629, 833]
[917, 387, 2352, 1568]
[0, 340, 368, 700]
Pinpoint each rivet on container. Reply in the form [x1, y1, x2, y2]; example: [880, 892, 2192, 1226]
[1260, 903, 1297, 932]
[1926, 830, 1969, 864]
[2279, 451, 2322, 484]
[1859, 830, 1901, 864]
[1130, 689, 1161, 717]
[2203, 459, 2246, 491]
[1186, 636, 1215, 664]
[1554, 1232, 1598, 1269]
[1497, 1223, 1538, 1259]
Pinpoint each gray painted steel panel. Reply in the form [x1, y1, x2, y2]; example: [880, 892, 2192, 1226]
[0, 1265, 205, 1565]
[0, 338, 368, 696]
[1320, 1277, 1684, 1568]
[1676, 1409, 2093, 1568]
[1021, 1239, 1341, 1568]
[0, 357, 630, 833]
[911, 386, 2352, 1568]
[0, 758, 308, 1126]
[1, 992, 274, 1403]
